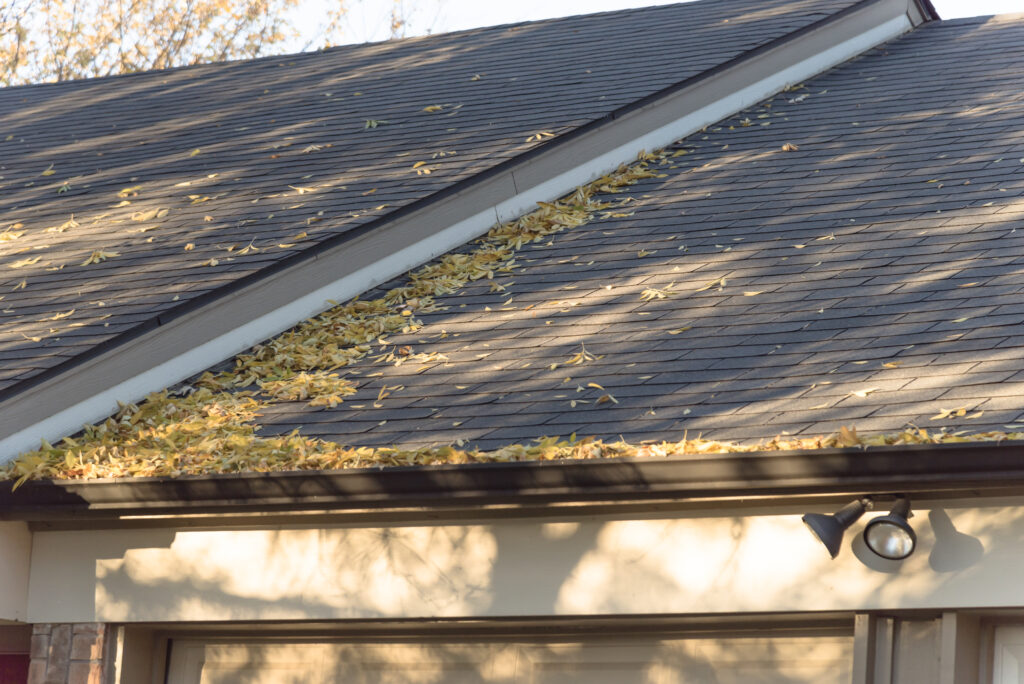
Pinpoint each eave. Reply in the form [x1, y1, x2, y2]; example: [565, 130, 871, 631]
[3, 440, 1022, 526]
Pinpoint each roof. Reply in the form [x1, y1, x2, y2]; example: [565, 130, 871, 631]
[245, 13, 1024, 450]
[27, 0, 1024, 487]
[0, 0, 857, 397]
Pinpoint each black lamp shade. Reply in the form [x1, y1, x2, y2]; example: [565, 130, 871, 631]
[802, 498, 871, 559]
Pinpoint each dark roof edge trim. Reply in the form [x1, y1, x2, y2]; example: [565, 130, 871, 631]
[3, 441, 1024, 521]
[0, 0, 915, 407]
[917, 0, 940, 20]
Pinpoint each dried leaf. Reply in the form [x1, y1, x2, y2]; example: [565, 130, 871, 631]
[81, 251, 119, 265]
[695, 277, 726, 292]
[526, 131, 555, 143]
[8, 256, 41, 268]
[931, 407, 968, 420]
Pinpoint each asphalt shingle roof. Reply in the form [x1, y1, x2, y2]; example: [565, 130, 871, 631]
[0, 0, 854, 397]
[248, 13, 1024, 450]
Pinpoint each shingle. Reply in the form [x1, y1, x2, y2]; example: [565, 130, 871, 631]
[16, 4, 1024, 455]
[235, 13, 1024, 449]
[0, 0, 857, 395]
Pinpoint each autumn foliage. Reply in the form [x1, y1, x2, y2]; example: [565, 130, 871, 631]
[0, 0, 346, 86]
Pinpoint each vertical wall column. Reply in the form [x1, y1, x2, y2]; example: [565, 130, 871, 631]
[853, 612, 981, 684]
[29, 623, 114, 684]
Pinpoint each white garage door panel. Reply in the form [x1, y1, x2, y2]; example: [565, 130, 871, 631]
[174, 644, 329, 684]
[995, 627, 1024, 684]
[329, 645, 511, 684]
[519, 637, 852, 684]
[168, 635, 852, 684]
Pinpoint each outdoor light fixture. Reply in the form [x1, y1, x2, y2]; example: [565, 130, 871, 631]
[802, 497, 872, 559]
[863, 497, 916, 560]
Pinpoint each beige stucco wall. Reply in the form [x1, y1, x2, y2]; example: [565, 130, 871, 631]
[24, 501, 1024, 624]
[0, 521, 31, 622]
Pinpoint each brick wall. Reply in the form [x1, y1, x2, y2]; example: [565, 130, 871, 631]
[28, 624, 112, 684]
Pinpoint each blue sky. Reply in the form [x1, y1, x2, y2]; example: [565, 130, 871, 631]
[330, 0, 1024, 44]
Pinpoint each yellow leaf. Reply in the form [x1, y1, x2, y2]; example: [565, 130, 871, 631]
[201, 258, 219, 267]
[9, 256, 41, 268]
[849, 387, 880, 398]
[587, 382, 604, 390]
[695, 277, 726, 292]
[743, 291, 762, 296]
[667, 326, 691, 335]
[48, 309, 74, 320]
[0, 227, 24, 242]
[781, 143, 799, 152]
[422, 105, 444, 112]
[189, 148, 201, 157]
[81, 251, 119, 265]
[836, 425, 861, 446]
[40, 164, 55, 176]
[881, 361, 902, 369]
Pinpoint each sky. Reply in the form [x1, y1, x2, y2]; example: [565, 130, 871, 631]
[329, 0, 1024, 44]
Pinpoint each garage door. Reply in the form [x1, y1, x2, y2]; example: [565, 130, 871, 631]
[166, 633, 853, 683]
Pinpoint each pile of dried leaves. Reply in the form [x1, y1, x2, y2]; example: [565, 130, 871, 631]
[7, 145, 1019, 486]
[4, 152, 665, 484]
